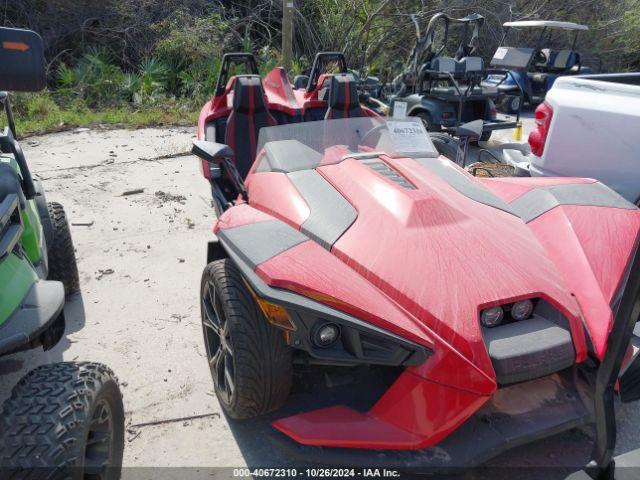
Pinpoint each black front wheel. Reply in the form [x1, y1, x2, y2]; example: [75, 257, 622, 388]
[200, 259, 292, 419]
[47, 202, 80, 295]
[0, 362, 125, 480]
[500, 95, 521, 114]
[414, 111, 442, 132]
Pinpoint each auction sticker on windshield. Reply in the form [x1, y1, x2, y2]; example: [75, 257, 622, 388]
[392, 101, 407, 118]
[387, 120, 434, 154]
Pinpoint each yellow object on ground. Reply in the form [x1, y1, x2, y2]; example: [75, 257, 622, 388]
[513, 121, 523, 141]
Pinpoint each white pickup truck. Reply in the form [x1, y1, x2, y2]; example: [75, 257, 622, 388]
[503, 73, 640, 204]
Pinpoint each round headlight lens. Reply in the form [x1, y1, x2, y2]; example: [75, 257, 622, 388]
[511, 299, 534, 321]
[313, 323, 340, 347]
[481, 306, 504, 328]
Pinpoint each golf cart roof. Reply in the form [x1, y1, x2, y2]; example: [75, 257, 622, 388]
[503, 20, 588, 30]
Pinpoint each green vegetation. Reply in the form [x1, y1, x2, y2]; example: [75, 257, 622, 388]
[4, 0, 639, 135]
[11, 93, 197, 136]
[623, 0, 640, 69]
[6, 9, 280, 135]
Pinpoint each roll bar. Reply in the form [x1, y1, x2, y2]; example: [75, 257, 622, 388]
[305, 52, 348, 92]
[409, 12, 485, 75]
[214, 53, 259, 97]
[0, 94, 36, 200]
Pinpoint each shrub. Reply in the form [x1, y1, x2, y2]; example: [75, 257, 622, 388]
[11, 92, 60, 119]
[152, 12, 232, 103]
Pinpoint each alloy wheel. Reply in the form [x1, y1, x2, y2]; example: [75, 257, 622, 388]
[83, 399, 114, 480]
[202, 282, 235, 404]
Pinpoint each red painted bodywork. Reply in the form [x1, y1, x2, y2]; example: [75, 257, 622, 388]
[273, 372, 488, 450]
[200, 66, 640, 451]
[214, 154, 640, 449]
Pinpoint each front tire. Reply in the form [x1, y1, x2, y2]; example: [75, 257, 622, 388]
[0, 362, 125, 480]
[47, 202, 80, 295]
[414, 111, 441, 132]
[200, 259, 292, 419]
[500, 95, 521, 114]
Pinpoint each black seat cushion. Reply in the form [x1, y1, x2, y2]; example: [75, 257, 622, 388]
[552, 50, 577, 70]
[225, 75, 277, 178]
[457, 56, 484, 74]
[430, 57, 458, 74]
[324, 74, 365, 120]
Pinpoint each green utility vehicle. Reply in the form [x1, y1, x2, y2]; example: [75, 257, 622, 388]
[0, 27, 124, 479]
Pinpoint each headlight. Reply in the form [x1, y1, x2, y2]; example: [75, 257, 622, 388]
[511, 299, 534, 321]
[481, 306, 504, 327]
[480, 298, 538, 328]
[313, 322, 341, 348]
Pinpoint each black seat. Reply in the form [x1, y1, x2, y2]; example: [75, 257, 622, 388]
[550, 50, 578, 71]
[324, 74, 365, 120]
[225, 75, 277, 178]
[430, 56, 458, 76]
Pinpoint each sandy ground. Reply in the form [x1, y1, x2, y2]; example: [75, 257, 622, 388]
[1, 117, 639, 478]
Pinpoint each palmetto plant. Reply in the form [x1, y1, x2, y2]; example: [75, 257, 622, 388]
[55, 48, 125, 107]
[139, 58, 169, 97]
[55, 49, 173, 107]
[177, 57, 221, 104]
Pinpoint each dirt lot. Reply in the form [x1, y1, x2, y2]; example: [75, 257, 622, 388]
[1, 120, 639, 478]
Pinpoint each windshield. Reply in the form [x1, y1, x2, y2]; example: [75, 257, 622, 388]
[255, 117, 438, 173]
[505, 26, 579, 50]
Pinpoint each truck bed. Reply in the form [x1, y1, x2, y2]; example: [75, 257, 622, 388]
[528, 73, 640, 204]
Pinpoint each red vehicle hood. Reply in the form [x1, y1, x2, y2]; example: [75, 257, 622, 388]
[319, 156, 584, 378]
[223, 153, 639, 391]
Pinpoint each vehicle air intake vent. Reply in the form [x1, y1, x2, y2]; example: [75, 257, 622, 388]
[361, 159, 415, 189]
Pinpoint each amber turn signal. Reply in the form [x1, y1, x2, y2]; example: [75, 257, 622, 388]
[256, 297, 296, 331]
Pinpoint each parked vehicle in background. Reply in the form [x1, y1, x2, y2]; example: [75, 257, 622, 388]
[388, 12, 521, 142]
[501, 73, 640, 204]
[349, 70, 389, 116]
[482, 20, 593, 113]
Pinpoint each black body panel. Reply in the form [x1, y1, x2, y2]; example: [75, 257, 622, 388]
[0, 280, 65, 356]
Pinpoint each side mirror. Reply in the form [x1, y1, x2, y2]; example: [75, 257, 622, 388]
[454, 120, 485, 167]
[192, 139, 248, 204]
[455, 120, 484, 140]
[192, 140, 234, 164]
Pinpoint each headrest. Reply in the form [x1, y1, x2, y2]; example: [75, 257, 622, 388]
[553, 50, 577, 70]
[293, 74, 309, 89]
[232, 75, 268, 114]
[431, 57, 457, 73]
[327, 74, 360, 109]
[537, 48, 553, 66]
[459, 56, 484, 73]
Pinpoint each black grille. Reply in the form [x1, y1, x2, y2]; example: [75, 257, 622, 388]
[362, 159, 415, 189]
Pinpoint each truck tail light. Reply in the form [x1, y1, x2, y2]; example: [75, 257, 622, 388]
[528, 102, 553, 157]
